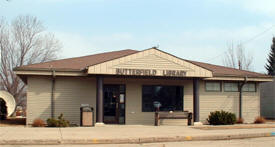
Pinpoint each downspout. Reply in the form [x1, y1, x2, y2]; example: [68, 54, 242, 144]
[239, 76, 247, 119]
[51, 70, 56, 119]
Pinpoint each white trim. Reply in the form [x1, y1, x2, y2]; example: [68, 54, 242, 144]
[15, 70, 87, 76]
[204, 77, 273, 82]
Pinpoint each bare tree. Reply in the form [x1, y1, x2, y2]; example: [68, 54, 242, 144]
[223, 42, 253, 71]
[0, 15, 61, 108]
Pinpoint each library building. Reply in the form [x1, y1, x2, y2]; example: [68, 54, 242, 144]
[14, 48, 272, 126]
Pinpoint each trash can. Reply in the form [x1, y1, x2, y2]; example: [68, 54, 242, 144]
[80, 104, 94, 127]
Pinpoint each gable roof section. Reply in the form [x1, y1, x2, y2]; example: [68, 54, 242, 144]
[87, 48, 213, 77]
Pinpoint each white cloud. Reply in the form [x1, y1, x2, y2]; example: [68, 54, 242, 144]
[54, 32, 136, 59]
[34, 0, 106, 4]
[174, 24, 274, 72]
[241, 0, 275, 16]
[90, 33, 134, 43]
[212, 0, 275, 16]
[54, 32, 96, 59]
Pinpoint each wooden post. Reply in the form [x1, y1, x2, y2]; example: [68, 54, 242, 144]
[188, 112, 192, 126]
[155, 107, 160, 126]
[155, 111, 159, 126]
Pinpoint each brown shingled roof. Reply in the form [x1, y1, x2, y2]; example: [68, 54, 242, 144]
[15, 49, 139, 71]
[187, 60, 269, 78]
[15, 48, 269, 78]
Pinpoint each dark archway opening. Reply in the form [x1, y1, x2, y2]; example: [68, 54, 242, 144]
[0, 98, 7, 120]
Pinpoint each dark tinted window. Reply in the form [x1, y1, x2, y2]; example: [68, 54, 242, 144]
[142, 85, 183, 112]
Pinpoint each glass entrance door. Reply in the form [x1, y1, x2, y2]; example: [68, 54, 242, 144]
[103, 85, 125, 124]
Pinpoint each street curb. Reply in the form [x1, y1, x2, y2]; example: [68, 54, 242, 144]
[0, 139, 61, 145]
[0, 132, 274, 145]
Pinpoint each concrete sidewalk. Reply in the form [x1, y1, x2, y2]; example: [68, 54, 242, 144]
[0, 125, 274, 145]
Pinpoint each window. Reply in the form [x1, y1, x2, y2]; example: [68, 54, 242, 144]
[243, 83, 256, 92]
[205, 82, 221, 92]
[224, 82, 239, 92]
[142, 85, 183, 112]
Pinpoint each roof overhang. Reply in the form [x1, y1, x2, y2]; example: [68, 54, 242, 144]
[14, 70, 87, 77]
[204, 76, 273, 82]
[14, 48, 272, 82]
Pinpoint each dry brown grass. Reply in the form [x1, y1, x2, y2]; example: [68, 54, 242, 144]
[254, 116, 266, 124]
[32, 118, 45, 127]
[236, 118, 244, 124]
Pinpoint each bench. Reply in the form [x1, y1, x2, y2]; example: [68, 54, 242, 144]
[155, 111, 193, 126]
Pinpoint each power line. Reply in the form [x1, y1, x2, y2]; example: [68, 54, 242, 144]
[205, 51, 227, 62]
[205, 25, 275, 62]
[242, 24, 275, 45]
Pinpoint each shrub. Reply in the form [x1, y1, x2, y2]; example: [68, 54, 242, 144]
[32, 118, 45, 127]
[207, 110, 236, 125]
[57, 114, 70, 127]
[254, 116, 266, 124]
[236, 118, 244, 124]
[47, 113, 70, 127]
[47, 118, 59, 127]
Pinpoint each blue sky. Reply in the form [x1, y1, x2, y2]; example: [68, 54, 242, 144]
[1, 0, 275, 73]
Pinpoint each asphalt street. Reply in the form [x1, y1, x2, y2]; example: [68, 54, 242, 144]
[2, 137, 275, 147]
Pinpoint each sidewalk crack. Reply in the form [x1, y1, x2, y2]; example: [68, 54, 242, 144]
[59, 128, 63, 141]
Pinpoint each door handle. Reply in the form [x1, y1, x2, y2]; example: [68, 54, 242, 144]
[116, 103, 118, 109]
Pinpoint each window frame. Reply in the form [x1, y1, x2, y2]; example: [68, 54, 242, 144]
[224, 82, 239, 92]
[205, 81, 222, 92]
[242, 82, 257, 92]
[141, 85, 184, 112]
